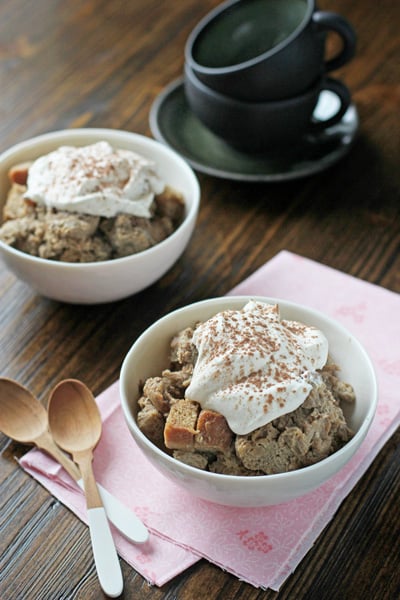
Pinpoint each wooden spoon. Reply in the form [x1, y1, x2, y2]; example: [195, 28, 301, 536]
[0, 377, 148, 545]
[0, 377, 80, 478]
[48, 379, 123, 598]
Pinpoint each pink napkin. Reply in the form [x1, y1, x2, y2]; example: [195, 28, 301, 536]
[20, 251, 400, 590]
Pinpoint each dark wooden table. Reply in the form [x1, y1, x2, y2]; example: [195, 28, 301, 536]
[0, 1, 399, 598]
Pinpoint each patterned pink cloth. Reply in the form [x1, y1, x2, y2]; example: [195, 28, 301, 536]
[20, 251, 400, 590]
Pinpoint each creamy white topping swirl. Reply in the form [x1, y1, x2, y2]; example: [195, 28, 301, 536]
[24, 141, 165, 218]
[185, 301, 329, 435]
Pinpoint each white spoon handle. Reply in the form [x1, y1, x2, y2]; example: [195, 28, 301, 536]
[88, 506, 124, 598]
[77, 479, 149, 544]
[35, 432, 148, 543]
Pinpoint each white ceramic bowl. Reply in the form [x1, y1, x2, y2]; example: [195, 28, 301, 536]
[120, 296, 378, 507]
[0, 128, 200, 304]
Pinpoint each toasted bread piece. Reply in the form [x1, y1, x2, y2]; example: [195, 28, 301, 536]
[194, 409, 233, 453]
[9, 162, 32, 185]
[172, 450, 208, 470]
[137, 396, 165, 448]
[164, 399, 199, 450]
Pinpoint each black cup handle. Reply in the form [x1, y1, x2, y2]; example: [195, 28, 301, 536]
[312, 11, 356, 71]
[310, 77, 351, 132]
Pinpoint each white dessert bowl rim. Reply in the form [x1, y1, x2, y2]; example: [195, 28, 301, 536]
[120, 295, 378, 506]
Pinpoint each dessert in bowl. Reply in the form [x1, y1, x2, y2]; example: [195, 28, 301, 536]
[0, 128, 200, 304]
[120, 296, 377, 507]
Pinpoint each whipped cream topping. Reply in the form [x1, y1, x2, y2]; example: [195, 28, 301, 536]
[185, 301, 329, 435]
[24, 141, 165, 218]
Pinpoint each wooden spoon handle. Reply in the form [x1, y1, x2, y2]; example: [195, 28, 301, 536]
[73, 450, 102, 509]
[35, 432, 148, 543]
[35, 430, 81, 480]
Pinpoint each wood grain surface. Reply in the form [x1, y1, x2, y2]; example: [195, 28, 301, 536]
[0, 1, 399, 598]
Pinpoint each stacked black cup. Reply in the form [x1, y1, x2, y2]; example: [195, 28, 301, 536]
[184, 0, 356, 154]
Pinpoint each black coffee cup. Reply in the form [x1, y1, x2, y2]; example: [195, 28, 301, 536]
[184, 64, 351, 153]
[185, 0, 356, 101]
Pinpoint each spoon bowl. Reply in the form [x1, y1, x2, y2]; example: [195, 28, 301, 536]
[0, 377, 80, 479]
[47, 379, 102, 454]
[0, 378, 49, 443]
[0, 376, 148, 545]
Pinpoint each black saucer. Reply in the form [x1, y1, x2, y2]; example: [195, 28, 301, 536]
[149, 78, 359, 182]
